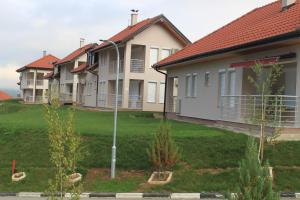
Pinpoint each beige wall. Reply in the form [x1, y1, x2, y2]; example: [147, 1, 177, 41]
[166, 43, 300, 121]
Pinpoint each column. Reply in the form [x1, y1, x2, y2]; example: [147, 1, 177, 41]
[33, 70, 37, 103]
[122, 43, 131, 109]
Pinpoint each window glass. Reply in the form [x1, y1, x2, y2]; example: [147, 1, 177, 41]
[150, 48, 159, 66]
[159, 82, 165, 103]
[147, 82, 157, 103]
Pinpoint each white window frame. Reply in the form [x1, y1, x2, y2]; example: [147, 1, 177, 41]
[150, 47, 159, 68]
[185, 73, 197, 97]
[205, 71, 210, 86]
[147, 81, 157, 103]
[161, 48, 171, 60]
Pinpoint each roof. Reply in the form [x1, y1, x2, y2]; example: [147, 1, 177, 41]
[57, 43, 96, 65]
[71, 62, 87, 73]
[93, 14, 190, 51]
[43, 72, 54, 79]
[16, 55, 59, 72]
[0, 91, 12, 101]
[155, 0, 300, 68]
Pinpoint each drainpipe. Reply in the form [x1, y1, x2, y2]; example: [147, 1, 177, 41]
[154, 66, 167, 120]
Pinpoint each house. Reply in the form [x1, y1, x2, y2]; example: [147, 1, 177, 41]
[16, 52, 59, 103]
[154, 0, 300, 130]
[53, 39, 97, 104]
[89, 11, 190, 111]
[0, 91, 12, 101]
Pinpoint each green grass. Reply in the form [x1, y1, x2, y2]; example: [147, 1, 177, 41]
[0, 100, 300, 192]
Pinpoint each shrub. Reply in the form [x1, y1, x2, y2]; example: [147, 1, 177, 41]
[147, 122, 180, 173]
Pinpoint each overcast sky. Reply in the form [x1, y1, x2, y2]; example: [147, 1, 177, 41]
[0, 0, 275, 90]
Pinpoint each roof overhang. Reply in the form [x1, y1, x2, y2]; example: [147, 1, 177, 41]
[155, 29, 300, 70]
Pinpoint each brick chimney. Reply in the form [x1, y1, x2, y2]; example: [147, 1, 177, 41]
[130, 9, 139, 26]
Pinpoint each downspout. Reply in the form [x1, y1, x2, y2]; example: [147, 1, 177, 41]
[155, 66, 167, 120]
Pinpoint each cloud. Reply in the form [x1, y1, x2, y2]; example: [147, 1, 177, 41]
[0, 0, 275, 89]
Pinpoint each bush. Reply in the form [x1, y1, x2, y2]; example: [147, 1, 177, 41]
[147, 122, 180, 173]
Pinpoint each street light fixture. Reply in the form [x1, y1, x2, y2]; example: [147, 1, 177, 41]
[99, 39, 120, 179]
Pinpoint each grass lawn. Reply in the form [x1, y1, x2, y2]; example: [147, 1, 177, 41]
[0, 100, 300, 192]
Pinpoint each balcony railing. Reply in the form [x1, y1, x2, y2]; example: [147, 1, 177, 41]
[36, 79, 44, 86]
[220, 95, 300, 128]
[128, 95, 143, 109]
[60, 93, 73, 103]
[98, 93, 106, 107]
[66, 72, 73, 81]
[130, 59, 145, 73]
[167, 96, 181, 114]
[109, 60, 124, 74]
[26, 79, 34, 86]
[108, 94, 122, 107]
[25, 96, 33, 103]
[24, 95, 46, 103]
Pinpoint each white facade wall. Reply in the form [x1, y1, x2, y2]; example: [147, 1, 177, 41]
[166, 44, 300, 121]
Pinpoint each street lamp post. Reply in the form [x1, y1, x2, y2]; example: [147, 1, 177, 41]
[99, 39, 120, 179]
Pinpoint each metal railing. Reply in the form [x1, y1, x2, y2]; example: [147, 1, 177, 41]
[60, 93, 73, 103]
[109, 60, 124, 74]
[24, 95, 47, 103]
[130, 59, 145, 73]
[128, 95, 143, 109]
[25, 96, 33, 103]
[36, 79, 44, 86]
[98, 93, 106, 107]
[167, 96, 181, 114]
[108, 94, 122, 107]
[220, 95, 300, 128]
[26, 79, 34, 86]
[65, 72, 73, 80]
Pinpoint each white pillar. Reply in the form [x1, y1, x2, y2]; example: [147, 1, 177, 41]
[122, 43, 131, 109]
[33, 70, 37, 103]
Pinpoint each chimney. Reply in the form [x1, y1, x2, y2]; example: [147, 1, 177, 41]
[130, 9, 139, 26]
[80, 38, 85, 48]
[43, 50, 47, 57]
[282, 0, 296, 10]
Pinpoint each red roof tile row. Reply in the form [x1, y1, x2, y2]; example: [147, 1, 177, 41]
[16, 55, 59, 72]
[71, 62, 87, 73]
[0, 91, 12, 101]
[156, 0, 300, 67]
[57, 43, 96, 65]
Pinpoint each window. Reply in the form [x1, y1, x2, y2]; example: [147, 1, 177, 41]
[147, 82, 157, 103]
[161, 49, 171, 60]
[159, 82, 165, 103]
[205, 72, 210, 86]
[150, 48, 159, 67]
[185, 73, 197, 97]
[228, 70, 236, 108]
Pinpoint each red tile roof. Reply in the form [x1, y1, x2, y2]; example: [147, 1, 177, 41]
[155, 0, 300, 67]
[71, 62, 87, 73]
[57, 43, 96, 65]
[93, 14, 190, 51]
[16, 55, 59, 72]
[43, 72, 54, 79]
[0, 91, 12, 101]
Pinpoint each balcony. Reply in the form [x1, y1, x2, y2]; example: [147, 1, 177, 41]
[26, 79, 34, 86]
[65, 72, 73, 81]
[108, 94, 122, 107]
[128, 95, 143, 109]
[130, 59, 145, 73]
[60, 93, 73, 103]
[220, 95, 300, 128]
[36, 79, 44, 86]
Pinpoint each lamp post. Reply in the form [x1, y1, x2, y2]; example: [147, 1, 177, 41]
[99, 39, 120, 179]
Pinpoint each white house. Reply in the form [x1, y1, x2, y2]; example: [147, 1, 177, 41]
[154, 0, 300, 132]
[88, 12, 191, 111]
[17, 52, 59, 104]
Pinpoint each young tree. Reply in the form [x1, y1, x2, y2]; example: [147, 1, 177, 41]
[230, 137, 279, 200]
[147, 122, 180, 179]
[247, 63, 283, 162]
[45, 98, 83, 199]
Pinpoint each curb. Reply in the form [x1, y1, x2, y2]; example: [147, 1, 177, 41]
[0, 192, 299, 198]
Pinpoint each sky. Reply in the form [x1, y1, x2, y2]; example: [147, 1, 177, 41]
[0, 0, 275, 91]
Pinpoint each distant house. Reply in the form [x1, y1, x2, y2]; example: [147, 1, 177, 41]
[89, 12, 190, 110]
[50, 40, 96, 104]
[16, 52, 59, 104]
[0, 91, 12, 101]
[154, 0, 300, 130]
